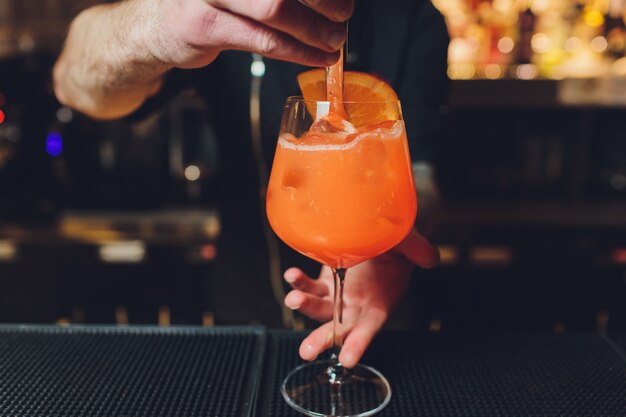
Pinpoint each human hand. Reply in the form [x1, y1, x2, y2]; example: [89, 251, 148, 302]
[283, 229, 439, 368]
[141, 0, 353, 69]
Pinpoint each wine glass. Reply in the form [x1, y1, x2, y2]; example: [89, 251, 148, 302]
[266, 97, 417, 417]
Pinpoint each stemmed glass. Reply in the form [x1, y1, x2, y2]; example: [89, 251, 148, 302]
[266, 97, 417, 417]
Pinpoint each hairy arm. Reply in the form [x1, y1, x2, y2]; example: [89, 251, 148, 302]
[53, 2, 168, 119]
[54, 0, 352, 120]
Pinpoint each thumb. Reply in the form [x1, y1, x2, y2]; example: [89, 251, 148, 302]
[395, 228, 440, 269]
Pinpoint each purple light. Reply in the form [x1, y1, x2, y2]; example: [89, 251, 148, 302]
[46, 132, 63, 157]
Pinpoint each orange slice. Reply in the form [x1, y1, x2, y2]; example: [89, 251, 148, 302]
[297, 68, 400, 128]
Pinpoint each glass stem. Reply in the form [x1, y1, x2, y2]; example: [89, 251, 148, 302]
[328, 267, 347, 384]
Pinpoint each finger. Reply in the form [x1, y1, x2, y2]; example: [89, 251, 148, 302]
[339, 308, 387, 368]
[299, 0, 355, 22]
[299, 321, 334, 361]
[206, 9, 338, 66]
[210, 0, 347, 52]
[395, 228, 440, 269]
[284, 267, 329, 297]
[284, 290, 333, 322]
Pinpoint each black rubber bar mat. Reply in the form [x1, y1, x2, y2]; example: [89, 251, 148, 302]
[0, 327, 624, 417]
[258, 331, 626, 417]
[0, 326, 265, 417]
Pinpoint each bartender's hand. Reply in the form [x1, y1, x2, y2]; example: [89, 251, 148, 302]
[283, 229, 439, 368]
[54, 0, 352, 119]
[146, 0, 351, 69]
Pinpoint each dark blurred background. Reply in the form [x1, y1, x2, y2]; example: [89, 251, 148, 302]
[0, 0, 624, 331]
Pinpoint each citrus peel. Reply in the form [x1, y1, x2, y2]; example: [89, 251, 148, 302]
[297, 69, 400, 128]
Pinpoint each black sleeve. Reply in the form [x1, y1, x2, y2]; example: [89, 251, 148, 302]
[397, 1, 449, 164]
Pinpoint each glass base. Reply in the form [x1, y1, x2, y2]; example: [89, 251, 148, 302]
[281, 360, 391, 417]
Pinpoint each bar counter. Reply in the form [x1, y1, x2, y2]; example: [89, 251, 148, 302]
[0, 325, 624, 416]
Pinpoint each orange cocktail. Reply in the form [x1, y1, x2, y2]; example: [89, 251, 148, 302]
[270, 62, 415, 416]
[267, 118, 416, 269]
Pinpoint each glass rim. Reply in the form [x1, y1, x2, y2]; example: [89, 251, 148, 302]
[286, 95, 401, 105]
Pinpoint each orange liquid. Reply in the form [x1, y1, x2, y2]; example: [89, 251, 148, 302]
[267, 122, 417, 269]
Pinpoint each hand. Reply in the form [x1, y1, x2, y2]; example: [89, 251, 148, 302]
[142, 0, 353, 69]
[283, 229, 439, 368]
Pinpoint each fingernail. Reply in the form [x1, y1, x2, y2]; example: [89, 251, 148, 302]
[334, 6, 353, 21]
[301, 343, 317, 359]
[284, 273, 296, 283]
[341, 352, 356, 368]
[328, 30, 345, 50]
[325, 52, 340, 66]
[285, 296, 301, 310]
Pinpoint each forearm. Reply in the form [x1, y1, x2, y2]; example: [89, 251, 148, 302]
[53, 1, 170, 120]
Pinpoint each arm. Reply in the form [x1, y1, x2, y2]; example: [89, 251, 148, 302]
[54, 0, 354, 120]
[53, 2, 168, 120]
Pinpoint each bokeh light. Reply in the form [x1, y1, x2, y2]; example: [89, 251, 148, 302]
[250, 60, 265, 77]
[45, 132, 63, 157]
[516, 64, 538, 80]
[184, 165, 201, 181]
[56, 107, 74, 123]
[448, 64, 476, 79]
[497, 37, 515, 54]
[484, 64, 503, 79]
[583, 9, 604, 28]
[590, 36, 608, 53]
[531, 33, 550, 53]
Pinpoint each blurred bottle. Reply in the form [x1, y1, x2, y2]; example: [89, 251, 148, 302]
[488, 0, 518, 66]
[517, 1, 536, 64]
[435, 0, 626, 79]
[604, 0, 626, 58]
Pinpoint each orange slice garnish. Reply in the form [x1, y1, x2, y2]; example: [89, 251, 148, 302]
[297, 68, 400, 128]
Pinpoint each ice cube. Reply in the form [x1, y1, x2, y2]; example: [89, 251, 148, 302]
[310, 114, 357, 134]
[358, 120, 402, 139]
[360, 120, 397, 132]
[355, 134, 387, 167]
[282, 167, 306, 189]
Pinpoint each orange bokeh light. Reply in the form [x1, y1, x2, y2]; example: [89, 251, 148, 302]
[612, 248, 626, 265]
